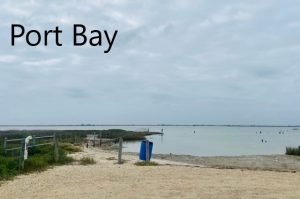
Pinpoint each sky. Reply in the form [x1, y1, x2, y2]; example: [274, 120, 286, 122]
[0, 0, 300, 125]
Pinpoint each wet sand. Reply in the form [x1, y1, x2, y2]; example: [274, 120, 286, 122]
[1, 148, 300, 199]
[150, 153, 300, 172]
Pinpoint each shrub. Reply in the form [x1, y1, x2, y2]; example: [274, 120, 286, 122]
[0, 145, 75, 181]
[56, 148, 75, 164]
[23, 155, 50, 172]
[79, 157, 96, 165]
[60, 143, 82, 153]
[0, 156, 18, 180]
[0, 164, 9, 180]
[286, 147, 300, 156]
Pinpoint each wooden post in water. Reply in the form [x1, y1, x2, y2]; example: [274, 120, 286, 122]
[145, 140, 150, 162]
[118, 137, 123, 164]
[3, 137, 7, 155]
[54, 134, 59, 163]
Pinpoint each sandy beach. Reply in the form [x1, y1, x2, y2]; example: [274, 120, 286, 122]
[0, 147, 299, 199]
[149, 153, 300, 172]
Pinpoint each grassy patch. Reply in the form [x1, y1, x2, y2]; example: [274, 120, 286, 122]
[60, 143, 82, 153]
[286, 147, 300, 156]
[0, 145, 75, 181]
[135, 161, 159, 166]
[0, 156, 18, 180]
[79, 157, 96, 165]
[106, 157, 116, 160]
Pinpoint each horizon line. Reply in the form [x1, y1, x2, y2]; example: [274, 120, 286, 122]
[0, 124, 300, 127]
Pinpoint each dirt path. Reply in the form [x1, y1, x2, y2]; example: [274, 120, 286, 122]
[1, 148, 300, 199]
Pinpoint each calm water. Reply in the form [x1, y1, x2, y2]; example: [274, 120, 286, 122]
[1, 125, 300, 156]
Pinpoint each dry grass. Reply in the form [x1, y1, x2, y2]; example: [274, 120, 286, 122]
[79, 157, 96, 165]
[134, 161, 159, 166]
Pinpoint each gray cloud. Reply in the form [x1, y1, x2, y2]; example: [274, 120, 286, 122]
[0, 0, 300, 125]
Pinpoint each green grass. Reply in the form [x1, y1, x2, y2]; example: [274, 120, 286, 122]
[286, 147, 300, 156]
[79, 157, 96, 165]
[0, 156, 18, 180]
[134, 161, 159, 166]
[0, 144, 75, 181]
[59, 143, 82, 153]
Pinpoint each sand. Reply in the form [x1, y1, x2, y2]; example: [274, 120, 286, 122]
[1, 148, 300, 199]
[149, 153, 300, 172]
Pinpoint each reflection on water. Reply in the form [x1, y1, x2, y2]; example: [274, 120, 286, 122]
[1, 125, 299, 156]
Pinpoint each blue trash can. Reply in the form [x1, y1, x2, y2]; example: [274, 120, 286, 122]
[139, 140, 153, 161]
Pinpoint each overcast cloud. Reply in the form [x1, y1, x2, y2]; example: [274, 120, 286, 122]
[0, 0, 300, 125]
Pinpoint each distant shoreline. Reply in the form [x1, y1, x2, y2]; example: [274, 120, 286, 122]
[0, 124, 300, 127]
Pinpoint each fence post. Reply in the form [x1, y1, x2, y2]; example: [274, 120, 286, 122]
[3, 137, 7, 155]
[93, 132, 96, 147]
[32, 135, 36, 145]
[54, 133, 59, 163]
[31, 135, 36, 153]
[99, 132, 102, 147]
[118, 137, 123, 164]
[145, 140, 150, 162]
[19, 140, 25, 170]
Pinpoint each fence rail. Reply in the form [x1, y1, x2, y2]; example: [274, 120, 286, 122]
[2, 134, 59, 170]
[5, 138, 24, 142]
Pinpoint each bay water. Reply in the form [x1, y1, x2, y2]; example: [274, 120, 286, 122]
[1, 125, 299, 156]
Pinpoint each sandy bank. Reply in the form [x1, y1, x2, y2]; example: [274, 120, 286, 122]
[0, 148, 300, 199]
[148, 153, 300, 172]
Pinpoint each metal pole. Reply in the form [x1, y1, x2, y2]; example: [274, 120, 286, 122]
[118, 137, 123, 164]
[145, 140, 150, 162]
